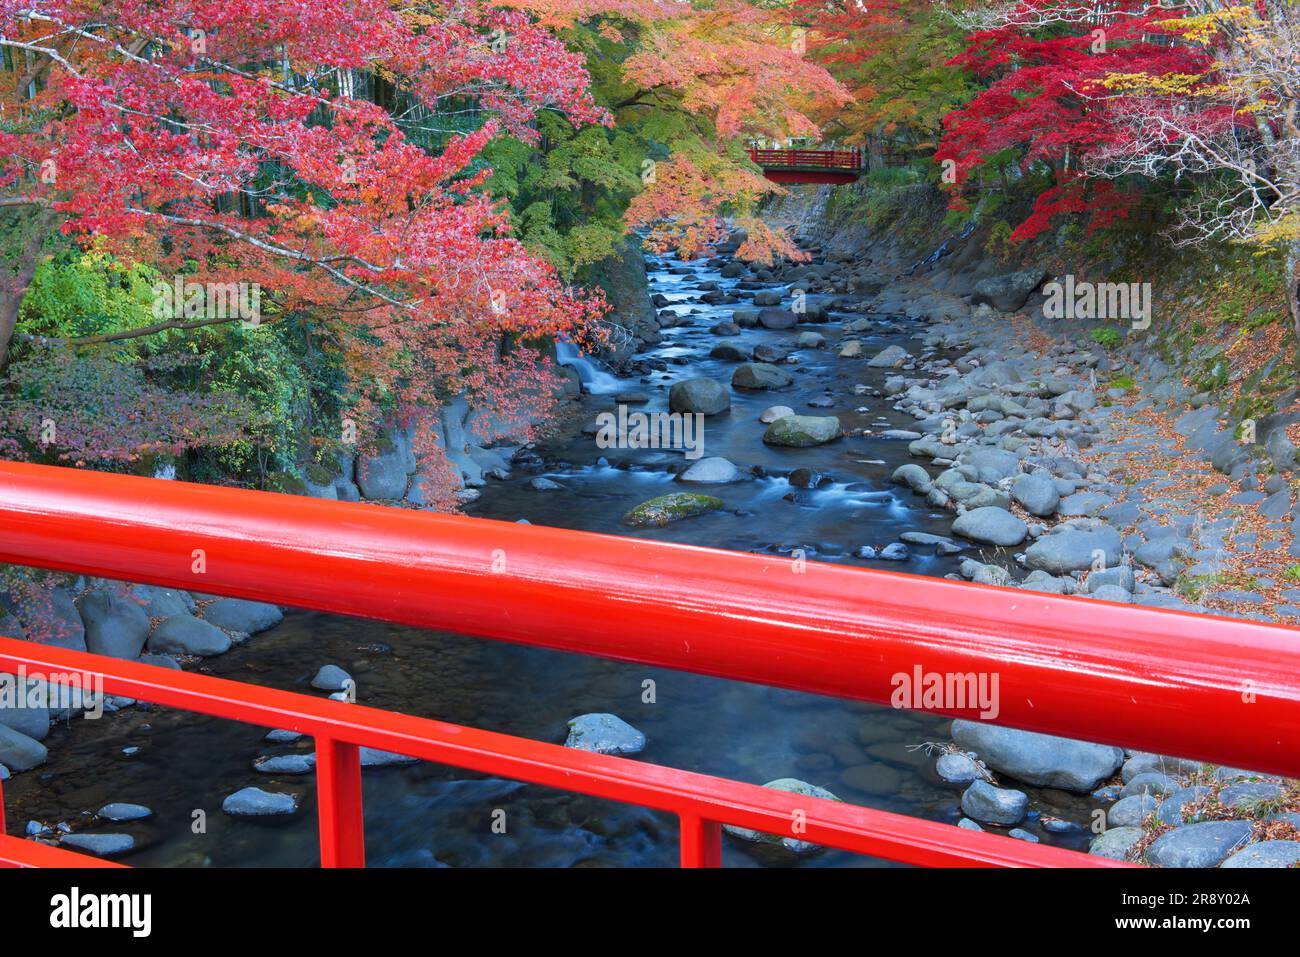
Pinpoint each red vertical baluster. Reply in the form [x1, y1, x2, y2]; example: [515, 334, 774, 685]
[679, 814, 721, 868]
[315, 736, 365, 867]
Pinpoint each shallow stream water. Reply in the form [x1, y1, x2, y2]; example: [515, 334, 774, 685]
[4, 251, 1096, 866]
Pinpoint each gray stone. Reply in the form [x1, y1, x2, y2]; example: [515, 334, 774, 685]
[723, 778, 841, 854]
[147, 615, 231, 656]
[1024, 526, 1122, 574]
[678, 457, 741, 484]
[971, 268, 1047, 312]
[960, 779, 1028, 825]
[1090, 584, 1132, 603]
[1008, 828, 1039, 843]
[964, 448, 1020, 481]
[1220, 781, 1283, 810]
[0, 723, 47, 771]
[0, 673, 49, 741]
[867, 345, 910, 368]
[254, 753, 318, 775]
[202, 598, 283, 636]
[1122, 772, 1178, 797]
[1012, 474, 1060, 517]
[564, 713, 646, 755]
[1221, 841, 1300, 868]
[952, 507, 1028, 546]
[758, 307, 797, 330]
[669, 378, 730, 415]
[892, 463, 932, 493]
[311, 664, 352, 692]
[1155, 786, 1212, 825]
[97, 803, 153, 822]
[763, 415, 842, 447]
[1146, 821, 1252, 868]
[1108, 793, 1158, 827]
[936, 752, 980, 787]
[356, 436, 414, 500]
[129, 585, 196, 619]
[60, 833, 135, 857]
[952, 719, 1123, 791]
[1089, 826, 1144, 861]
[359, 748, 418, 768]
[732, 363, 793, 390]
[222, 787, 299, 818]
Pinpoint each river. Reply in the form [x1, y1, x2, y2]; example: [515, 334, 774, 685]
[3, 247, 1097, 866]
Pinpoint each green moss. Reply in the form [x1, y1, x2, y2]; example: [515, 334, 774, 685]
[622, 492, 723, 528]
[266, 470, 307, 495]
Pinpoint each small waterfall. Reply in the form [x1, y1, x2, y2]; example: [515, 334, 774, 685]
[556, 341, 623, 395]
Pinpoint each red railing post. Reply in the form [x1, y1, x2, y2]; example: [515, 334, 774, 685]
[315, 737, 365, 868]
[679, 814, 721, 868]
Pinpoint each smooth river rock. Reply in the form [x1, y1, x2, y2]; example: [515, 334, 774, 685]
[564, 713, 646, 755]
[622, 493, 723, 527]
[960, 779, 1028, 825]
[952, 719, 1123, 792]
[762, 415, 841, 447]
[951, 507, 1027, 547]
[669, 378, 730, 415]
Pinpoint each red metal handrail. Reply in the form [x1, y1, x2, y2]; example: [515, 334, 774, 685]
[0, 635, 1123, 868]
[747, 148, 864, 170]
[0, 460, 1298, 867]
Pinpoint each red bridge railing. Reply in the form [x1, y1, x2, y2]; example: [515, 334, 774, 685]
[747, 148, 864, 171]
[1, 460, 1299, 868]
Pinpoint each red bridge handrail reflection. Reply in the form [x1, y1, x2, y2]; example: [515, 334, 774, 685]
[0, 460, 1297, 868]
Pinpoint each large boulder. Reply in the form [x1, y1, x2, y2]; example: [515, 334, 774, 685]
[12, 586, 85, 651]
[669, 378, 730, 415]
[971, 268, 1047, 312]
[80, 589, 150, 660]
[356, 432, 415, 500]
[952, 507, 1027, 546]
[622, 493, 723, 528]
[1147, 821, 1254, 868]
[952, 719, 1124, 792]
[1011, 473, 1060, 517]
[148, 615, 232, 657]
[867, 345, 910, 368]
[1024, 526, 1122, 573]
[732, 363, 793, 391]
[964, 448, 1020, 482]
[0, 673, 49, 741]
[758, 307, 797, 330]
[677, 457, 741, 484]
[0, 723, 47, 771]
[763, 415, 842, 448]
[129, 585, 196, 619]
[202, 598, 283, 636]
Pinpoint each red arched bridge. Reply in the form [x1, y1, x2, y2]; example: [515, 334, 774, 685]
[1, 461, 1299, 868]
[747, 147, 866, 184]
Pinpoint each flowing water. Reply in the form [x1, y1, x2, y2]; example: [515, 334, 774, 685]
[4, 251, 1096, 866]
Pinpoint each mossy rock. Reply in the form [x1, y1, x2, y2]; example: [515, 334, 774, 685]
[305, 461, 335, 485]
[621, 492, 723, 528]
[266, 471, 307, 495]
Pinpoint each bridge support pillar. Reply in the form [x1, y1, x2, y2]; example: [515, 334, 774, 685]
[316, 737, 366, 867]
[679, 814, 721, 867]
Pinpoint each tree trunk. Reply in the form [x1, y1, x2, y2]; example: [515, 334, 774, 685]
[0, 209, 55, 371]
[1287, 236, 1300, 352]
